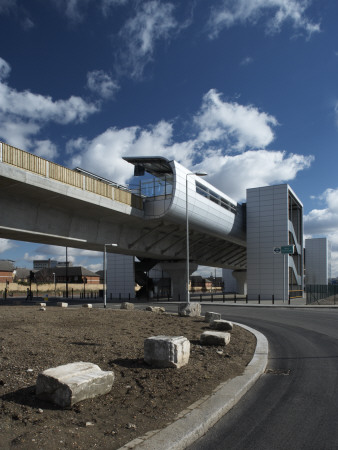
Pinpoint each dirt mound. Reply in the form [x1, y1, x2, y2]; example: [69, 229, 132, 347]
[0, 306, 256, 449]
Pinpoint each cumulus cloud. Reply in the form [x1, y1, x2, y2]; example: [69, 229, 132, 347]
[0, 57, 10, 80]
[87, 70, 119, 99]
[194, 150, 313, 201]
[118, 1, 178, 78]
[0, 56, 98, 150]
[194, 89, 277, 151]
[33, 140, 59, 159]
[67, 88, 313, 202]
[304, 188, 338, 276]
[207, 0, 320, 39]
[0, 238, 14, 253]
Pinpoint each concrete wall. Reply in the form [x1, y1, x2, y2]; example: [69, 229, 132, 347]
[106, 253, 135, 299]
[305, 238, 330, 285]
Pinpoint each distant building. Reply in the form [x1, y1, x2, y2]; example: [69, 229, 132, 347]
[305, 238, 331, 285]
[0, 260, 15, 283]
[33, 259, 72, 270]
[13, 268, 31, 283]
[34, 266, 100, 284]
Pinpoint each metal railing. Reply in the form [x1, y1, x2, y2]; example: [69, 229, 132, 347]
[306, 284, 338, 304]
[0, 142, 143, 210]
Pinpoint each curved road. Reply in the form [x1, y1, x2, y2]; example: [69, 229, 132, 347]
[166, 305, 338, 450]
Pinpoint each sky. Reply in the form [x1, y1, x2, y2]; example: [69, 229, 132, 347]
[0, 0, 337, 277]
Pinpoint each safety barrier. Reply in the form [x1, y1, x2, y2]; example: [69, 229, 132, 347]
[0, 142, 143, 209]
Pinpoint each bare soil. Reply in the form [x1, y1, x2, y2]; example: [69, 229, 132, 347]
[0, 306, 256, 449]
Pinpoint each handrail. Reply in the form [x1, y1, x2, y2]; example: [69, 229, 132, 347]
[0, 142, 143, 210]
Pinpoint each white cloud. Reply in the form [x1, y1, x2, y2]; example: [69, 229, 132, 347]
[0, 238, 14, 253]
[304, 188, 338, 276]
[208, 0, 320, 39]
[194, 89, 278, 151]
[194, 149, 313, 201]
[0, 56, 98, 149]
[118, 1, 178, 78]
[0, 56, 10, 80]
[33, 140, 59, 159]
[68, 88, 313, 202]
[87, 70, 119, 99]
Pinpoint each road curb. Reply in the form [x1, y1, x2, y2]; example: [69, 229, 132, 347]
[119, 323, 268, 450]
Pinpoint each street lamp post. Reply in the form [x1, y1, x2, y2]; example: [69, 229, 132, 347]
[104, 243, 118, 308]
[53, 272, 56, 294]
[186, 171, 207, 303]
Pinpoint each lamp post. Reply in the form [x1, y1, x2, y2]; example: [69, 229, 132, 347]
[104, 243, 118, 308]
[186, 171, 208, 303]
[53, 272, 56, 295]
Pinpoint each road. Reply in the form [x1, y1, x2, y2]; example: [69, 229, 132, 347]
[163, 305, 338, 450]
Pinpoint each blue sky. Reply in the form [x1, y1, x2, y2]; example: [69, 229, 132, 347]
[0, 0, 337, 276]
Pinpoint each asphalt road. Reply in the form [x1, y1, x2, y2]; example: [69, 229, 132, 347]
[172, 305, 338, 450]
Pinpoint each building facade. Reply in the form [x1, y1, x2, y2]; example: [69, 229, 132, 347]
[246, 184, 304, 300]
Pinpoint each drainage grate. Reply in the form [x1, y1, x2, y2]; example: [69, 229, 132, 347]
[265, 368, 291, 376]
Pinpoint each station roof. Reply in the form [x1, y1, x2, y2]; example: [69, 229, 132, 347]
[123, 157, 173, 177]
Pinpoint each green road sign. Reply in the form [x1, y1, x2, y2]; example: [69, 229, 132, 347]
[281, 245, 294, 254]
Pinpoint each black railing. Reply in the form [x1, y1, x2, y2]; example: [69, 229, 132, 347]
[306, 284, 338, 304]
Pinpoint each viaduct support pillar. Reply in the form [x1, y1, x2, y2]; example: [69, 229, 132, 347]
[160, 261, 198, 301]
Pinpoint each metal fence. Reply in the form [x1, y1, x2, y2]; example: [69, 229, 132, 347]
[306, 284, 338, 304]
[0, 142, 143, 210]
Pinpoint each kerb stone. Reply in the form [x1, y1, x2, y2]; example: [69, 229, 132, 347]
[210, 319, 233, 331]
[178, 302, 201, 317]
[144, 336, 190, 369]
[204, 312, 221, 323]
[200, 331, 231, 346]
[57, 302, 68, 308]
[120, 302, 134, 310]
[36, 362, 114, 408]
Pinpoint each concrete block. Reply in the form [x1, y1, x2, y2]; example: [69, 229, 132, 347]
[36, 362, 114, 408]
[200, 331, 231, 346]
[178, 302, 201, 317]
[39, 307, 46, 311]
[204, 312, 221, 323]
[145, 306, 165, 313]
[82, 304, 93, 308]
[57, 302, 68, 308]
[120, 302, 134, 310]
[210, 319, 233, 331]
[144, 336, 190, 369]
[37, 303, 46, 307]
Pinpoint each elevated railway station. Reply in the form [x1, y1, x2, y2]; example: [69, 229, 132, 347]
[0, 142, 303, 300]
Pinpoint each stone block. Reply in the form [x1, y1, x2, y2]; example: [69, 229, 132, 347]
[204, 312, 221, 323]
[210, 319, 233, 331]
[145, 306, 165, 313]
[37, 303, 46, 307]
[200, 331, 231, 346]
[57, 302, 68, 308]
[178, 302, 201, 317]
[144, 336, 190, 369]
[120, 302, 134, 310]
[82, 304, 93, 308]
[36, 362, 114, 408]
[39, 307, 46, 311]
